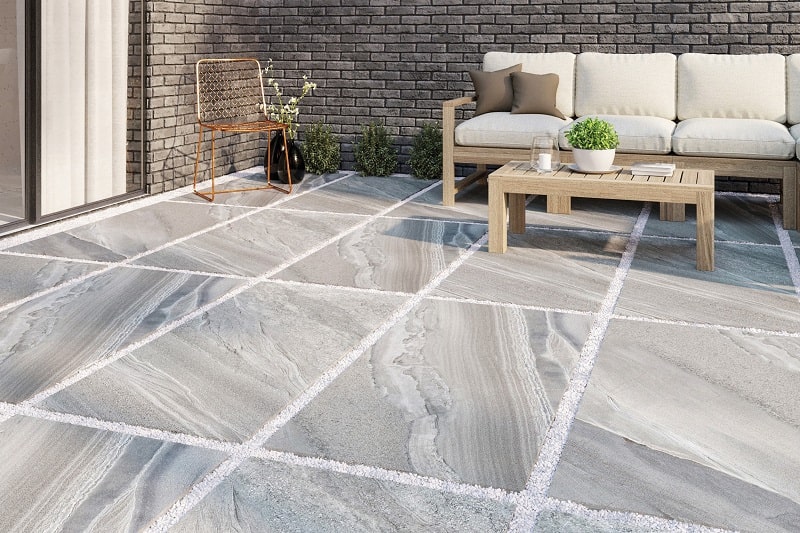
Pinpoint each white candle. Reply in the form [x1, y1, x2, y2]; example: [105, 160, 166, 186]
[538, 153, 552, 171]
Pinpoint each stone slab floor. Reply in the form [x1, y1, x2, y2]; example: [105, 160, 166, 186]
[0, 168, 798, 532]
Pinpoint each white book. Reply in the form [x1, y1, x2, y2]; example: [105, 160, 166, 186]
[631, 162, 675, 176]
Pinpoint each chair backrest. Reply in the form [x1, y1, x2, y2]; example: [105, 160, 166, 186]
[195, 58, 267, 125]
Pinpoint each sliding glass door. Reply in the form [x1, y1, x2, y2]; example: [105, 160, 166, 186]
[0, 0, 25, 226]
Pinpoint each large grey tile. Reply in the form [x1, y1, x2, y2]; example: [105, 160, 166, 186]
[643, 194, 779, 245]
[388, 182, 491, 224]
[433, 230, 626, 312]
[0, 268, 242, 403]
[534, 504, 652, 533]
[172, 457, 514, 532]
[0, 416, 225, 533]
[42, 283, 407, 442]
[266, 299, 591, 490]
[274, 217, 485, 292]
[0, 255, 105, 306]
[617, 238, 800, 331]
[275, 174, 434, 215]
[525, 196, 642, 234]
[549, 319, 800, 532]
[134, 210, 363, 276]
[9, 202, 250, 262]
[549, 420, 800, 533]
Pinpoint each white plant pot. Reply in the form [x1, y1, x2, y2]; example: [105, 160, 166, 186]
[572, 148, 616, 172]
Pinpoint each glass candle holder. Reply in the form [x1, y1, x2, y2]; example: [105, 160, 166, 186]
[530, 136, 560, 173]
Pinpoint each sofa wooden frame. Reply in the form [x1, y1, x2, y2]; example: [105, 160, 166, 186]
[443, 96, 799, 230]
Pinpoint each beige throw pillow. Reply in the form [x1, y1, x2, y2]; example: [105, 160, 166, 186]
[469, 64, 522, 116]
[510, 72, 566, 119]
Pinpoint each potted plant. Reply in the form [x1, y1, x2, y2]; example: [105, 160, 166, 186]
[564, 117, 619, 172]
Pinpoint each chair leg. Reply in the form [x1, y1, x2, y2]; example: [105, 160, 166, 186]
[193, 124, 216, 202]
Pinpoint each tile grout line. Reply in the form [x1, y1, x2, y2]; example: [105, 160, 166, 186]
[542, 497, 736, 533]
[143, 233, 490, 532]
[10, 180, 444, 413]
[770, 202, 800, 301]
[611, 313, 800, 338]
[507, 203, 652, 532]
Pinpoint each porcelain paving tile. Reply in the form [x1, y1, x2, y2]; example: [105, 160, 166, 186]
[273, 218, 486, 292]
[0, 415, 225, 533]
[387, 182, 490, 224]
[616, 238, 800, 331]
[0, 268, 242, 403]
[133, 210, 363, 276]
[8, 202, 250, 262]
[533, 505, 652, 533]
[643, 195, 779, 244]
[524, 196, 642, 234]
[0, 254, 105, 306]
[549, 319, 800, 532]
[432, 230, 626, 312]
[41, 282, 407, 442]
[265, 299, 592, 491]
[274, 174, 434, 215]
[171, 457, 515, 532]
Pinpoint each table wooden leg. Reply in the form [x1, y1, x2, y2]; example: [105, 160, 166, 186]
[509, 193, 526, 234]
[488, 182, 508, 253]
[696, 191, 714, 271]
[660, 202, 686, 221]
[547, 195, 571, 214]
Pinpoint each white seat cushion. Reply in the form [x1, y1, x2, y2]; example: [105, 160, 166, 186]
[677, 53, 786, 122]
[790, 124, 800, 160]
[454, 112, 572, 149]
[575, 53, 676, 119]
[558, 115, 675, 154]
[483, 52, 576, 117]
[673, 118, 795, 160]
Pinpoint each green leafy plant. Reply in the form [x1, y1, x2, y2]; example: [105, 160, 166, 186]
[564, 117, 619, 150]
[354, 122, 398, 177]
[303, 122, 340, 174]
[409, 122, 443, 180]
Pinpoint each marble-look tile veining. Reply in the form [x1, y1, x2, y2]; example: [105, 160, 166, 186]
[549, 319, 800, 532]
[274, 217, 486, 292]
[0, 268, 242, 403]
[432, 230, 626, 311]
[0, 415, 226, 533]
[8, 202, 251, 262]
[171, 457, 515, 533]
[525, 196, 642, 234]
[41, 283, 407, 442]
[0, 254, 106, 306]
[616, 238, 800, 331]
[133, 209, 363, 277]
[266, 298, 591, 491]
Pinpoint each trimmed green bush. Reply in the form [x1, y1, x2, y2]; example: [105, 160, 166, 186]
[303, 122, 340, 174]
[354, 122, 398, 177]
[409, 122, 443, 180]
[564, 117, 619, 150]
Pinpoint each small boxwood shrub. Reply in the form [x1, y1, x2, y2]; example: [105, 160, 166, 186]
[303, 122, 340, 174]
[409, 122, 442, 180]
[354, 122, 397, 177]
[564, 117, 619, 150]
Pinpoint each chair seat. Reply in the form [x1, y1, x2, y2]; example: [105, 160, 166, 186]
[454, 112, 572, 149]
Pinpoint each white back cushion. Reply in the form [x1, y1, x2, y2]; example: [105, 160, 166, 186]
[787, 55, 800, 125]
[677, 53, 786, 122]
[483, 52, 576, 117]
[574, 53, 677, 119]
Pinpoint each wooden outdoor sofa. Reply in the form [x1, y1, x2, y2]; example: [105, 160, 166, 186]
[443, 52, 800, 230]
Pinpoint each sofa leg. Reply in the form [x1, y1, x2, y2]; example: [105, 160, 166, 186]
[783, 165, 798, 230]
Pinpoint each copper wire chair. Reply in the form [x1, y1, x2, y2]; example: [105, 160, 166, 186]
[193, 58, 291, 201]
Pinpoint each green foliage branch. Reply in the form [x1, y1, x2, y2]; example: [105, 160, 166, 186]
[564, 117, 620, 150]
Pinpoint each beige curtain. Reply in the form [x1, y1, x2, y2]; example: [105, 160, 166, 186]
[41, 0, 128, 215]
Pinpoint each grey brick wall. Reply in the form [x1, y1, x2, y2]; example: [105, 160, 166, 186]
[146, 0, 800, 193]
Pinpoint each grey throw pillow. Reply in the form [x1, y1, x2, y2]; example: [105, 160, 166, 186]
[510, 71, 566, 119]
[469, 64, 522, 116]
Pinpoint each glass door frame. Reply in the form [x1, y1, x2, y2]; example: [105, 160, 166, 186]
[25, 0, 147, 226]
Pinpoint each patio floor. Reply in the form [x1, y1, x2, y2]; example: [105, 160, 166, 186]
[0, 168, 798, 532]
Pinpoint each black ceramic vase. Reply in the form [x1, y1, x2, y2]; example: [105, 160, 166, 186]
[266, 130, 305, 183]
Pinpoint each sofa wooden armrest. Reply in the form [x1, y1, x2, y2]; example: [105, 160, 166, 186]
[443, 96, 477, 206]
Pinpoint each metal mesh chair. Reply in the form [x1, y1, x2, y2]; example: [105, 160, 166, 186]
[193, 58, 291, 201]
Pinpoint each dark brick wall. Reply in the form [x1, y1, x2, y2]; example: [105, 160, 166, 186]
[146, 0, 800, 193]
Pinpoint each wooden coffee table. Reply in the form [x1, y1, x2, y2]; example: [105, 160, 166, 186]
[487, 162, 715, 271]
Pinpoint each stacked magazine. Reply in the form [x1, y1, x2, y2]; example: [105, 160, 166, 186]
[631, 162, 676, 176]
